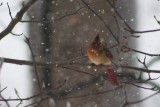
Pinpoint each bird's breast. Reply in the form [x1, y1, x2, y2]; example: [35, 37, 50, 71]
[87, 49, 111, 65]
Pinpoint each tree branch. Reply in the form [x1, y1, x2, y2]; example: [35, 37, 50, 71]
[81, 0, 119, 43]
[0, 0, 37, 40]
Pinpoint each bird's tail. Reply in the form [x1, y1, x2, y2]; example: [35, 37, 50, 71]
[107, 67, 119, 86]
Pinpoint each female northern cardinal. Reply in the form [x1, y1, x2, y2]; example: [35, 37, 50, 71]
[87, 34, 119, 86]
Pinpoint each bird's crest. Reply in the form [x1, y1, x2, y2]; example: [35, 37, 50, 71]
[91, 34, 101, 49]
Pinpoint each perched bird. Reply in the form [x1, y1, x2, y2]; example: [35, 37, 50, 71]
[87, 34, 119, 86]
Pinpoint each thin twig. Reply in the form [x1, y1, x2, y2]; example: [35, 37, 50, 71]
[55, 6, 85, 21]
[129, 83, 158, 91]
[123, 46, 160, 56]
[105, 0, 133, 32]
[136, 56, 148, 70]
[0, 2, 3, 6]
[124, 28, 160, 34]
[0, 94, 10, 107]
[0, 0, 38, 40]
[154, 15, 160, 25]
[2, 57, 160, 74]
[56, 86, 122, 99]
[24, 36, 42, 92]
[11, 32, 23, 36]
[81, 0, 119, 43]
[121, 65, 160, 74]
[20, 20, 49, 23]
[61, 66, 96, 76]
[7, 3, 13, 20]
[20, 6, 85, 23]
[0, 93, 41, 102]
[122, 84, 128, 107]
[14, 89, 22, 107]
[0, 87, 7, 93]
[137, 56, 152, 79]
[124, 91, 160, 106]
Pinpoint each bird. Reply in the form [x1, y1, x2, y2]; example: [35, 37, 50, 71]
[87, 34, 119, 86]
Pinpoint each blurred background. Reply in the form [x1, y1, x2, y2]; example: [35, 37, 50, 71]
[0, 0, 160, 107]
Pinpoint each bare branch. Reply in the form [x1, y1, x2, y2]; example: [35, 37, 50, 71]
[121, 65, 160, 74]
[0, 93, 41, 102]
[136, 56, 148, 70]
[6, 3, 13, 20]
[1, 56, 160, 74]
[14, 89, 23, 107]
[20, 5, 85, 23]
[10, 32, 23, 36]
[123, 46, 160, 56]
[0, 87, 7, 93]
[20, 20, 48, 23]
[124, 91, 160, 106]
[122, 85, 128, 107]
[81, 0, 119, 43]
[105, 0, 133, 31]
[124, 27, 160, 34]
[0, 0, 37, 40]
[0, 95, 10, 107]
[127, 83, 158, 91]
[54, 6, 85, 21]
[0, 2, 3, 6]
[154, 15, 160, 25]
[24, 36, 42, 92]
[61, 66, 96, 76]
[56, 86, 122, 99]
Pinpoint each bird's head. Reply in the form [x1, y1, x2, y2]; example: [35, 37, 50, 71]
[91, 34, 101, 49]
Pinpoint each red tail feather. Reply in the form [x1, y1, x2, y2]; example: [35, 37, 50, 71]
[107, 67, 119, 86]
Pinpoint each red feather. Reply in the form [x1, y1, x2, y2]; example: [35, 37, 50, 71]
[92, 34, 101, 49]
[107, 67, 119, 86]
[105, 49, 113, 59]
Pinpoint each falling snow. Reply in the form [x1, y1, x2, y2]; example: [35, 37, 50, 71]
[31, 16, 35, 19]
[102, 9, 105, 14]
[42, 82, 45, 88]
[45, 48, 50, 52]
[66, 101, 71, 107]
[67, 51, 71, 54]
[87, 65, 92, 69]
[32, 78, 37, 82]
[77, 87, 81, 90]
[94, 68, 97, 72]
[69, 0, 74, 2]
[51, 1, 55, 4]
[49, 98, 56, 106]
[51, 17, 54, 20]
[81, 12, 85, 16]
[130, 18, 134, 21]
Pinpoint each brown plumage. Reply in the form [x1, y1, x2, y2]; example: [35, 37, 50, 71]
[87, 34, 119, 86]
